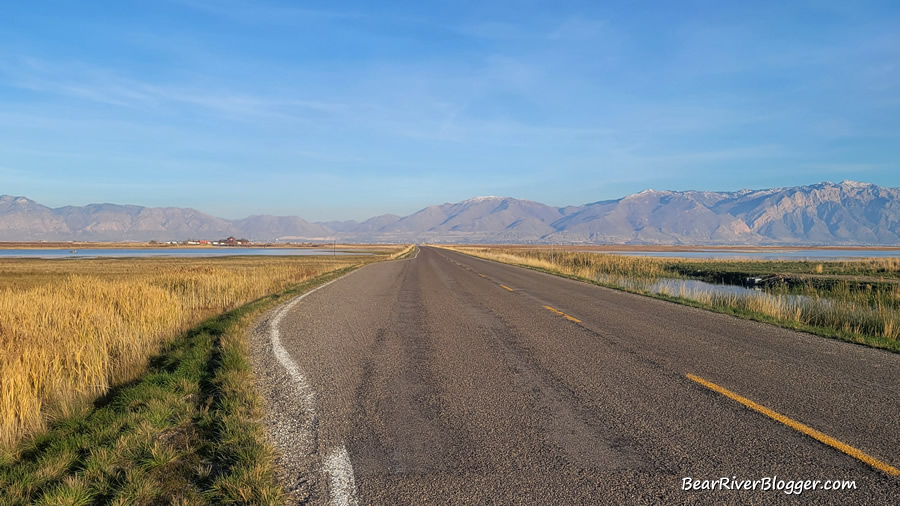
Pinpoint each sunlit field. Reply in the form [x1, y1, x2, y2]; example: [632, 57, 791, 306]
[0, 249, 409, 449]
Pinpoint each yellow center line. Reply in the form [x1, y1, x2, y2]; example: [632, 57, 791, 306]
[479, 274, 487, 278]
[543, 305, 582, 323]
[500, 284, 514, 292]
[686, 373, 900, 477]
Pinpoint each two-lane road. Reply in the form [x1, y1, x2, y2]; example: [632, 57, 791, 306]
[252, 246, 898, 504]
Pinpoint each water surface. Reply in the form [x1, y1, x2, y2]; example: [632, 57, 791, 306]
[0, 248, 368, 259]
[583, 249, 900, 261]
[599, 275, 824, 307]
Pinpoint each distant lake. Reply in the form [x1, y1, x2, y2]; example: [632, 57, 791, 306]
[0, 248, 369, 259]
[582, 248, 900, 261]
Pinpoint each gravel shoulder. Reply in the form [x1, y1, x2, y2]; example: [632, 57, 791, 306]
[249, 306, 321, 504]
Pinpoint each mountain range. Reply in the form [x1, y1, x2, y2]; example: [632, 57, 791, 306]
[2, 181, 899, 245]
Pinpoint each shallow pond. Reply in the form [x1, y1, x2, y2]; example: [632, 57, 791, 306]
[599, 274, 824, 306]
[0, 248, 369, 259]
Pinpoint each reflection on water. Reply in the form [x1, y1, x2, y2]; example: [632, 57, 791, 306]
[649, 278, 757, 296]
[598, 274, 826, 307]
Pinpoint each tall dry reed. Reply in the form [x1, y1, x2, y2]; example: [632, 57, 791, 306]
[452, 247, 670, 278]
[0, 256, 367, 448]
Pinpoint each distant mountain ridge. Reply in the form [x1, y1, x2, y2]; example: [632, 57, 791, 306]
[2, 180, 899, 244]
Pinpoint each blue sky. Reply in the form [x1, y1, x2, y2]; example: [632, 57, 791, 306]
[1, 1, 898, 220]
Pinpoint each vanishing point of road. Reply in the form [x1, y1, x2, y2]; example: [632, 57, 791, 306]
[251, 246, 898, 504]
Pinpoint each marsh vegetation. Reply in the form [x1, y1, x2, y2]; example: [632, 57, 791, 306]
[446, 247, 900, 352]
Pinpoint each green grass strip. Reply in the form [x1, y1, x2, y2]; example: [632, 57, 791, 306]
[0, 266, 358, 505]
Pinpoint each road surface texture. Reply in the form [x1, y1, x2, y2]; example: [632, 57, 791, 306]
[249, 246, 898, 504]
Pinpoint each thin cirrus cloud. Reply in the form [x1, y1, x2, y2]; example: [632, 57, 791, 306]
[2, 57, 344, 122]
[174, 0, 363, 24]
[0, 1, 897, 220]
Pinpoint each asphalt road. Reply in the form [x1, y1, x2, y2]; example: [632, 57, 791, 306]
[252, 246, 899, 504]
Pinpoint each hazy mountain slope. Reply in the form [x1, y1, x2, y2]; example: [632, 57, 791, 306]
[0, 196, 70, 240]
[55, 204, 239, 241]
[550, 191, 757, 244]
[317, 220, 362, 234]
[1, 181, 898, 244]
[362, 197, 571, 242]
[234, 215, 332, 240]
[336, 214, 403, 240]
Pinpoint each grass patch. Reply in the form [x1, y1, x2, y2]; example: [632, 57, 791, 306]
[669, 256, 900, 279]
[443, 246, 900, 353]
[0, 254, 381, 448]
[0, 266, 360, 504]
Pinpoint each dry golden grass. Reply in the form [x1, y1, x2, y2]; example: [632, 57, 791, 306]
[446, 245, 900, 278]
[0, 253, 389, 448]
[648, 278, 900, 342]
[445, 247, 671, 278]
[389, 244, 416, 259]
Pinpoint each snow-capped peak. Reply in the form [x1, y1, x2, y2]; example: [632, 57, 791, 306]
[461, 196, 503, 203]
[623, 188, 667, 200]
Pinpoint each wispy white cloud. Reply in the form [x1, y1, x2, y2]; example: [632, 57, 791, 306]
[173, 0, 361, 24]
[0, 56, 346, 123]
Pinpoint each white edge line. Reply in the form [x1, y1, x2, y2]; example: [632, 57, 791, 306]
[325, 444, 360, 506]
[270, 274, 346, 406]
[268, 270, 362, 506]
